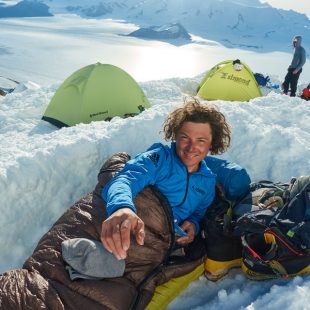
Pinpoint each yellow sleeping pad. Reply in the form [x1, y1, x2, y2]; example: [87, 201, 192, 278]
[204, 258, 242, 281]
[146, 263, 204, 310]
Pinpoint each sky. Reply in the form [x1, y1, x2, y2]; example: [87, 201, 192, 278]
[262, 0, 310, 18]
[0, 13, 310, 310]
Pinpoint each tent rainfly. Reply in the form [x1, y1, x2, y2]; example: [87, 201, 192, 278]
[196, 59, 262, 101]
[42, 63, 150, 128]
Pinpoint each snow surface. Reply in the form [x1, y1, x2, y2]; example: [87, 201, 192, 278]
[2, 0, 310, 52]
[0, 10, 310, 310]
[39, 0, 310, 53]
[127, 22, 191, 43]
[1, 14, 310, 87]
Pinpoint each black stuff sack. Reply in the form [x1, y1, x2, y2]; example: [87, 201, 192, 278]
[235, 176, 310, 280]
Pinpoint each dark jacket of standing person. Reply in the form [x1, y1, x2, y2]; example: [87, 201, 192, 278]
[289, 36, 306, 72]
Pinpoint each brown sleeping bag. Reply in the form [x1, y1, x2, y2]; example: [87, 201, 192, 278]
[0, 153, 203, 310]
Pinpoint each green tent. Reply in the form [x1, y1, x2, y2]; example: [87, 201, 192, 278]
[196, 60, 262, 101]
[42, 63, 150, 128]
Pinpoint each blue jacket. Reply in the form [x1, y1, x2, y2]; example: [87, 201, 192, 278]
[102, 142, 216, 233]
[204, 156, 251, 201]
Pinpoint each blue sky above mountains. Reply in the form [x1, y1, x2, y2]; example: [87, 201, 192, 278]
[262, 0, 310, 17]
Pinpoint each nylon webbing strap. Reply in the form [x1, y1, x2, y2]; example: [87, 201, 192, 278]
[223, 207, 233, 232]
[269, 260, 288, 278]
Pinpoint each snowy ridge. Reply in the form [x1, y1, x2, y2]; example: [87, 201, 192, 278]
[43, 0, 310, 52]
[1, 76, 310, 310]
[1, 2, 310, 309]
[1, 74, 309, 273]
[0, 0, 52, 17]
[127, 22, 191, 44]
[1, 0, 310, 51]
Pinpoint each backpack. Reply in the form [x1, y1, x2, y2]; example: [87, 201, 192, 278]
[202, 195, 243, 281]
[235, 176, 310, 280]
[254, 73, 270, 87]
[200, 180, 290, 281]
[232, 179, 291, 226]
[202, 177, 310, 281]
[201, 180, 260, 281]
[301, 86, 310, 101]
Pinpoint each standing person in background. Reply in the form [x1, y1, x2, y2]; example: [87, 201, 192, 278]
[282, 35, 306, 97]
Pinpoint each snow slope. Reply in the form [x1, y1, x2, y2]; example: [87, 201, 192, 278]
[1, 0, 310, 51]
[1, 73, 309, 309]
[0, 7, 310, 309]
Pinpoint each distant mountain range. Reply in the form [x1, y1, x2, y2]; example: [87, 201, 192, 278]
[0, 0, 52, 17]
[127, 22, 191, 45]
[1, 0, 310, 53]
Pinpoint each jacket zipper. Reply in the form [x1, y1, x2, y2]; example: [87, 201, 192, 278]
[175, 171, 190, 208]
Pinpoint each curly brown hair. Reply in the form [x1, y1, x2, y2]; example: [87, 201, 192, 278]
[163, 97, 231, 155]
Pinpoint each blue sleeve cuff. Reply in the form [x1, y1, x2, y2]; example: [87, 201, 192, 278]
[106, 203, 137, 216]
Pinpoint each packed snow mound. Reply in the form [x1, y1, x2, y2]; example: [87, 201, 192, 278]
[0, 77, 40, 96]
[13, 81, 41, 93]
[0, 76, 17, 89]
[128, 22, 191, 41]
[0, 76, 18, 96]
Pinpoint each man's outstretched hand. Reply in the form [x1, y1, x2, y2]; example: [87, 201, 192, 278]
[101, 208, 145, 260]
